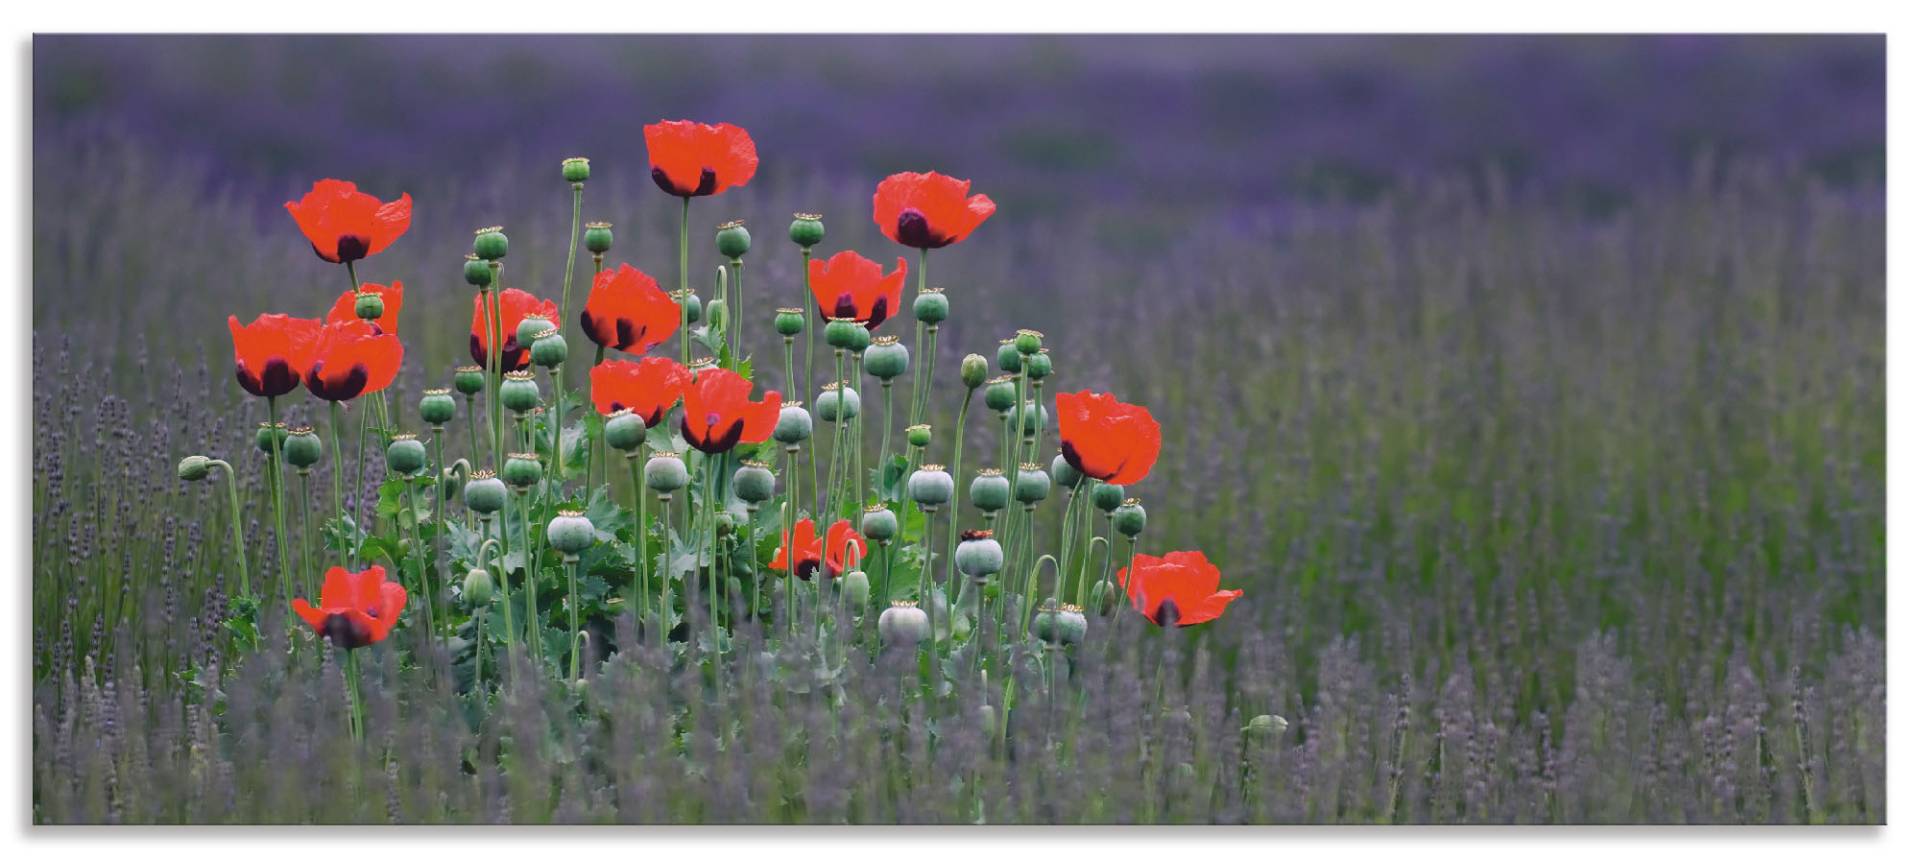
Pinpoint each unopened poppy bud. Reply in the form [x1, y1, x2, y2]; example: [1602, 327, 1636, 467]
[464, 254, 493, 288]
[841, 569, 871, 607]
[1014, 463, 1051, 505]
[861, 504, 898, 542]
[473, 226, 509, 261]
[816, 383, 860, 422]
[907, 464, 953, 507]
[788, 212, 825, 248]
[1244, 714, 1289, 739]
[386, 434, 428, 475]
[715, 219, 751, 259]
[1051, 453, 1082, 488]
[961, 353, 989, 389]
[671, 289, 702, 324]
[500, 371, 541, 413]
[955, 530, 1003, 580]
[284, 427, 323, 470]
[256, 422, 288, 455]
[515, 314, 555, 346]
[1088, 579, 1118, 615]
[825, 317, 862, 351]
[913, 288, 949, 325]
[704, 298, 729, 334]
[984, 375, 1018, 412]
[1014, 329, 1043, 355]
[530, 328, 568, 368]
[354, 289, 385, 321]
[453, 365, 486, 396]
[878, 601, 930, 646]
[644, 451, 690, 495]
[773, 405, 813, 446]
[177, 455, 211, 482]
[462, 567, 494, 608]
[1025, 349, 1053, 380]
[775, 307, 805, 338]
[605, 409, 647, 453]
[1018, 402, 1048, 437]
[561, 156, 591, 184]
[1093, 482, 1125, 513]
[863, 336, 910, 381]
[547, 509, 596, 556]
[503, 451, 543, 489]
[584, 221, 613, 255]
[419, 389, 456, 425]
[905, 423, 932, 448]
[1114, 499, 1147, 537]
[970, 469, 1010, 511]
[732, 461, 776, 505]
[464, 471, 508, 514]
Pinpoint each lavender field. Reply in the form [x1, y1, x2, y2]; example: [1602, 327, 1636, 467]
[29, 35, 1885, 823]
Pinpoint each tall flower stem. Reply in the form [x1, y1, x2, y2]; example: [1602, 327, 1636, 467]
[343, 648, 364, 740]
[402, 476, 436, 660]
[463, 395, 483, 467]
[430, 427, 448, 624]
[564, 556, 582, 681]
[297, 470, 316, 598]
[800, 249, 820, 506]
[264, 397, 293, 615]
[917, 326, 941, 429]
[657, 494, 674, 651]
[486, 264, 507, 471]
[628, 456, 650, 646]
[941, 390, 975, 609]
[908, 248, 930, 425]
[327, 402, 348, 565]
[480, 524, 515, 684]
[877, 382, 895, 474]
[518, 491, 541, 664]
[559, 182, 584, 357]
[784, 449, 800, 637]
[730, 258, 746, 371]
[679, 197, 691, 368]
[207, 459, 251, 600]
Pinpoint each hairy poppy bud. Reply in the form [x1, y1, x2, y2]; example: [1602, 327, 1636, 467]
[177, 455, 211, 482]
[1114, 498, 1146, 537]
[473, 226, 509, 261]
[996, 339, 1022, 373]
[816, 383, 860, 422]
[773, 405, 813, 446]
[841, 568, 871, 607]
[464, 254, 493, 288]
[256, 422, 288, 455]
[789, 212, 825, 248]
[905, 423, 932, 448]
[515, 314, 556, 347]
[970, 469, 1010, 511]
[705, 297, 729, 334]
[907, 464, 953, 507]
[1245, 714, 1289, 739]
[985, 375, 1018, 412]
[825, 317, 862, 351]
[1014, 463, 1051, 505]
[1050, 453, 1082, 489]
[716, 219, 751, 260]
[530, 328, 568, 368]
[879, 601, 930, 646]
[1025, 349, 1052, 380]
[605, 409, 647, 453]
[584, 221, 613, 255]
[1093, 482, 1125, 513]
[961, 353, 989, 389]
[419, 388, 456, 425]
[955, 530, 1003, 580]
[386, 434, 428, 475]
[354, 289, 385, 321]
[464, 471, 508, 515]
[284, 426, 323, 470]
[914, 288, 949, 325]
[732, 461, 776, 506]
[503, 451, 543, 489]
[775, 307, 805, 338]
[863, 336, 909, 381]
[547, 509, 596, 555]
[453, 365, 486, 396]
[462, 567, 494, 608]
[500, 371, 541, 413]
[861, 504, 898, 542]
[671, 289, 702, 324]
[1014, 329, 1043, 356]
[1088, 579, 1118, 615]
[644, 451, 689, 495]
[562, 156, 591, 184]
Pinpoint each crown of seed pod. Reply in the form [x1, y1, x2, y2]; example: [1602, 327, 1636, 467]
[644, 450, 690, 494]
[913, 287, 949, 325]
[284, 426, 323, 470]
[716, 219, 751, 260]
[354, 287, 386, 321]
[789, 212, 825, 248]
[500, 370, 541, 412]
[670, 288, 702, 324]
[1014, 328, 1044, 355]
[453, 365, 486, 396]
[863, 335, 909, 381]
[584, 221, 613, 255]
[878, 600, 930, 645]
[905, 423, 932, 448]
[775, 306, 805, 338]
[547, 509, 596, 555]
[473, 225, 509, 261]
[961, 353, 989, 389]
[774, 404, 813, 446]
[515, 312, 556, 347]
[419, 388, 455, 425]
[732, 460, 776, 506]
[1014, 462, 1052, 505]
[530, 326, 568, 368]
[861, 503, 899, 542]
[1114, 498, 1147, 537]
[816, 381, 861, 422]
[984, 374, 1019, 412]
[386, 433, 427, 475]
[970, 468, 1011, 511]
[255, 421, 288, 455]
[688, 355, 717, 374]
[464, 253, 493, 288]
[562, 156, 591, 184]
[955, 529, 1004, 579]
[503, 451, 543, 488]
[464, 470, 508, 514]
[1054, 604, 1088, 645]
[907, 464, 954, 507]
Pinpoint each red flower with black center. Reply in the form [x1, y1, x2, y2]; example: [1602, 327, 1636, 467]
[304, 320, 403, 402]
[679, 367, 781, 454]
[769, 518, 867, 581]
[590, 356, 693, 425]
[470, 288, 558, 371]
[228, 313, 322, 399]
[284, 179, 413, 264]
[872, 171, 996, 250]
[1055, 390, 1163, 486]
[292, 565, 409, 649]
[580, 263, 681, 353]
[1115, 551, 1242, 627]
[326, 280, 406, 336]
[643, 120, 758, 198]
[808, 250, 909, 329]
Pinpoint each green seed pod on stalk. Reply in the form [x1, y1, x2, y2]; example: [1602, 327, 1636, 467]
[907, 464, 953, 507]
[1026, 349, 1053, 380]
[473, 226, 509, 261]
[463, 254, 493, 288]
[453, 365, 486, 396]
[1014, 328, 1044, 355]
[546, 509, 596, 556]
[705, 298, 729, 336]
[644, 450, 690, 495]
[969, 468, 1010, 512]
[419, 388, 456, 425]
[816, 382, 860, 422]
[530, 328, 568, 368]
[913, 288, 949, 325]
[462, 567, 494, 608]
[775, 307, 806, 338]
[177, 455, 211, 482]
[954, 529, 1003, 580]
[788, 212, 825, 248]
[733, 461, 776, 506]
[284, 426, 323, 471]
[878, 600, 930, 646]
[353, 289, 385, 321]
[773, 404, 813, 446]
[1054, 604, 1088, 645]
[961, 353, 989, 389]
[1088, 579, 1118, 615]
[984, 375, 1018, 412]
[1114, 498, 1147, 537]
[500, 371, 541, 413]
[1018, 402, 1049, 437]
[255, 422, 288, 455]
[905, 423, 932, 448]
[861, 504, 898, 542]
[561, 156, 591, 184]
[672, 289, 702, 324]
[863, 336, 910, 381]
[502, 451, 543, 489]
[604, 409, 647, 453]
[1014, 463, 1051, 505]
[996, 339, 1022, 373]
[386, 434, 428, 476]
[464, 471, 508, 515]
[841, 569, 871, 608]
[1092, 482, 1126, 513]
[1050, 454, 1082, 488]
[715, 219, 751, 260]
[584, 221, 613, 255]
[515, 314, 556, 348]
[825, 317, 862, 351]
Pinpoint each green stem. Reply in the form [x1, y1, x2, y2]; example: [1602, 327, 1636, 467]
[520, 491, 541, 664]
[658, 494, 674, 651]
[209, 460, 250, 600]
[344, 648, 364, 740]
[629, 456, 649, 645]
[559, 183, 584, 346]
[565, 556, 581, 681]
[730, 258, 746, 372]
[942, 391, 975, 607]
[403, 476, 436, 672]
[328, 402, 347, 564]
[480, 529, 514, 685]
[297, 470, 316, 600]
[265, 397, 292, 616]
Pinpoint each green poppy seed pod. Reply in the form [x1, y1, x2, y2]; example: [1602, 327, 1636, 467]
[861, 504, 898, 542]
[255, 422, 288, 455]
[473, 226, 509, 261]
[773, 405, 813, 446]
[671, 289, 702, 324]
[1014, 329, 1043, 355]
[1020, 402, 1049, 437]
[715, 219, 751, 259]
[464, 472, 509, 514]
[907, 465, 953, 507]
[788, 212, 825, 248]
[1114, 499, 1147, 537]
[984, 375, 1018, 412]
[913, 288, 949, 325]
[605, 410, 647, 453]
[644, 451, 690, 495]
[1054, 605, 1088, 645]
[463, 254, 493, 288]
[1032, 600, 1062, 644]
[732, 461, 776, 506]
[453, 365, 486, 396]
[584, 221, 613, 255]
[847, 325, 872, 352]
[1088, 579, 1118, 615]
[704, 298, 729, 336]
[996, 340, 1022, 373]
[354, 290, 385, 321]
[500, 371, 541, 413]
[1093, 482, 1125, 513]
[775, 306, 805, 338]
[905, 423, 932, 448]
[841, 569, 871, 608]
[1050, 453, 1083, 489]
[815, 383, 860, 422]
[1025, 350, 1053, 380]
[462, 567, 494, 608]
[561, 156, 591, 184]
[530, 328, 568, 368]
[954, 530, 1004, 580]
[419, 388, 456, 425]
[961, 353, 989, 389]
[386, 434, 428, 476]
[825, 317, 862, 351]
[1014, 464, 1051, 505]
[177, 455, 211, 482]
[969, 469, 1010, 512]
[502, 451, 543, 489]
[547, 509, 596, 556]
[1245, 714, 1290, 739]
[515, 314, 556, 347]
[284, 427, 323, 470]
[863, 336, 910, 381]
[878, 601, 931, 646]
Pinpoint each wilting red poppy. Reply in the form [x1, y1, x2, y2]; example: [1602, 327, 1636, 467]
[590, 356, 693, 425]
[326, 280, 406, 335]
[470, 288, 558, 371]
[1055, 390, 1162, 486]
[580, 264, 680, 353]
[808, 250, 909, 328]
[679, 367, 781, 454]
[769, 518, 867, 581]
[643, 120, 758, 198]
[872, 171, 996, 250]
[1115, 551, 1241, 627]
[293, 565, 409, 649]
[228, 313, 322, 399]
[305, 320, 403, 402]
[284, 179, 413, 264]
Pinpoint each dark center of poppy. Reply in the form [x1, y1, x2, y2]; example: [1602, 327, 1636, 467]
[894, 209, 952, 249]
[1153, 598, 1182, 627]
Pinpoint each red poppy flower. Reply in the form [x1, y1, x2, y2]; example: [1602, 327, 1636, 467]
[284, 179, 413, 264]
[292, 564, 409, 649]
[590, 356, 693, 425]
[470, 288, 558, 371]
[326, 280, 406, 335]
[769, 518, 867, 581]
[872, 171, 997, 250]
[305, 320, 403, 402]
[580, 263, 680, 353]
[643, 120, 758, 198]
[228, 313, 322, 399]
[679, 367, 781, 454]
[1055, 390, 1162, 486]
[808, 250, 909, 328]
[1115, 551, 1242, 627]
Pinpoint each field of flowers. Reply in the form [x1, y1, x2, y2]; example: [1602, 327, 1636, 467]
[29, 35, 1884, 824]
